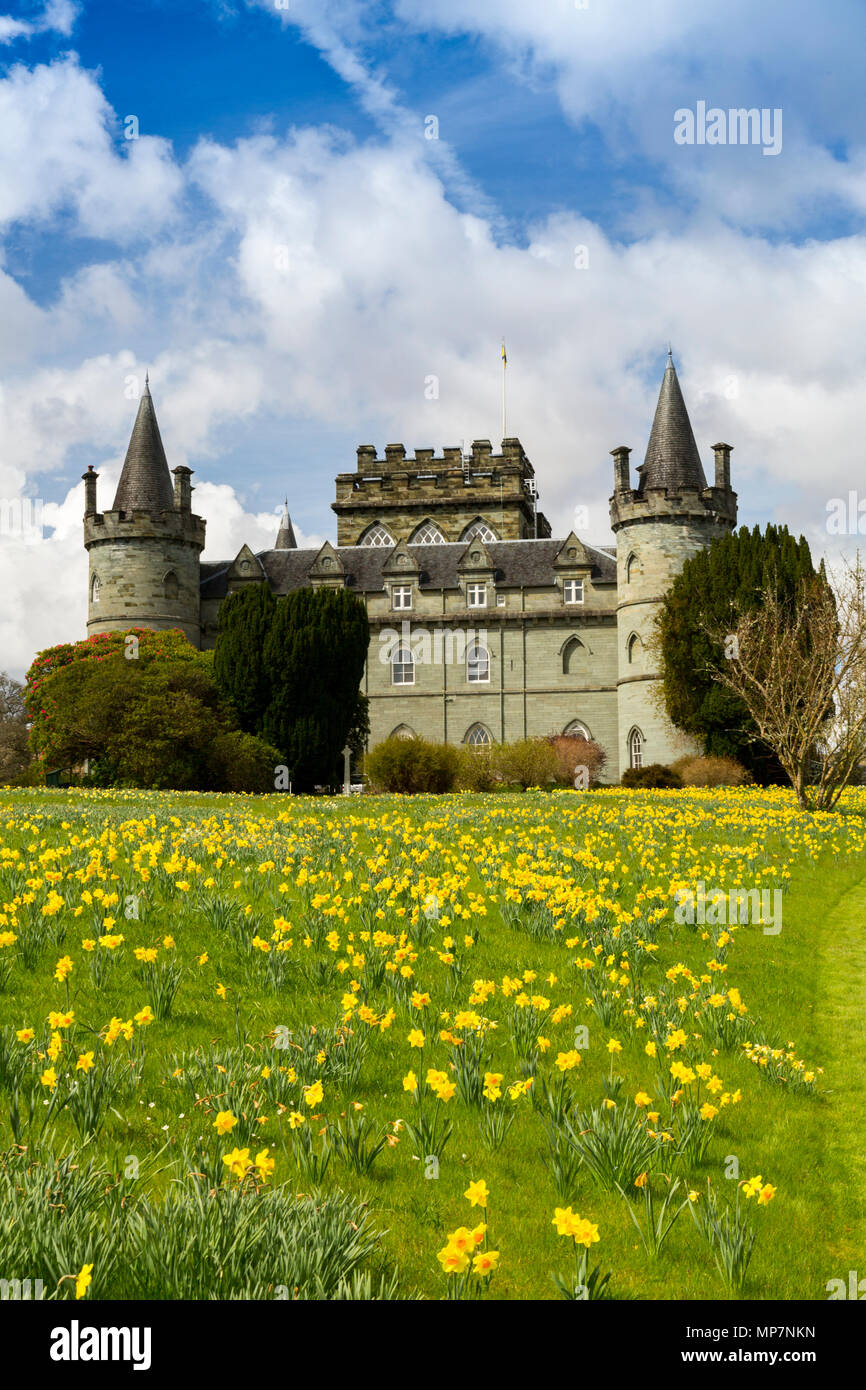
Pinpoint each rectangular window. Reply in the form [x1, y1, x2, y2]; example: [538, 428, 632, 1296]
[467, 582, 487, 608]
[392, 649, 415, 685]
[564, 578, 584, 605]
[392, 585, 412, 610]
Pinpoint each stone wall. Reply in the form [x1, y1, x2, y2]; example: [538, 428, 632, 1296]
[85, 509, 204, 647]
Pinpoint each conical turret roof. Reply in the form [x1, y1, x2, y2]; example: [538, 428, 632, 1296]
[638, 352, 707, 493]
[112, 379, 175, 513]
[275, 498, 297, 549]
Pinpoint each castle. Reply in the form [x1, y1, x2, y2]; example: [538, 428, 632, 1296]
[82, 354, 738, 780]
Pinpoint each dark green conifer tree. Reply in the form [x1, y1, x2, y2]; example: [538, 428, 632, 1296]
[657, 524, 821, 782]
[262, 587, 369, 790]
[213, 584, 277, 732]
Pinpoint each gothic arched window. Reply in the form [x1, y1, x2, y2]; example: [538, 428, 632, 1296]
[465, 723, 493, 747]
[164, 570, 179, 600]
[360, 523, 394, 547]
[626, 552, 639, 584]
[564, 719, 591, 740]
[90, 574, 100, 604]
[391, 724, 416, 740]
[410, 520, 446, 544]
[460, 519, 499, 543]
[563, 637, 586, 675]
[628, 727, 644, 770]
[627, 632, 642, 665]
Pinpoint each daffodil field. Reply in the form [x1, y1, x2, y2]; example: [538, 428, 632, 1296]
[1, 784, 865, 1303]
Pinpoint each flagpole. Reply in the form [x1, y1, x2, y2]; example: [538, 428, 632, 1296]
[501, 339, 507, 441]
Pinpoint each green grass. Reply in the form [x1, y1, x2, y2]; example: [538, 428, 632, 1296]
[0, 784, 864, 1301]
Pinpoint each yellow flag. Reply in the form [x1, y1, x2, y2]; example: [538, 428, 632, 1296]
[501, 340, 507, 365]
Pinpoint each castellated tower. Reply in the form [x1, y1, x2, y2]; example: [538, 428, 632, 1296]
[83, 382, 205, 647]
[609, 353, 737, 775]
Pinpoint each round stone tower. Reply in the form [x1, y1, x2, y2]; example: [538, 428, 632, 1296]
[83, 381, 205, 647]
[609, 352, 737, 778]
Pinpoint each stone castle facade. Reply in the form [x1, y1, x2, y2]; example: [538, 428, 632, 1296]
[83, 355, 738, 780]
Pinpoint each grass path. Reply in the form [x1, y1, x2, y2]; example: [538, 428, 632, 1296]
[816, 876, 866, 1281]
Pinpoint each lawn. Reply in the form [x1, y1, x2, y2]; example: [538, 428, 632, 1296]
[0, 784, 864, 1302]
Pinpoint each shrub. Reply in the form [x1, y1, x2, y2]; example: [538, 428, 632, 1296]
[672, 754, 751, 788]
[546, 734, 608, 787]
[455, 744, 500, 792]
[364, 737, 459, 793]
[208, 731, 285, 793]
[496, 738, 558, 790]
[621, 762, 683, 789]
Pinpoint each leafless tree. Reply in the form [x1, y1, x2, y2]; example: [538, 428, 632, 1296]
[705, 558, 866, 811]
[0, 672, 30, 784]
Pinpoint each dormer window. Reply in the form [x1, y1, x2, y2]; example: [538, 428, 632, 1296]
[392, 584, 412, 611]
[563, 578, 584, 605]
[467, 582, 487, 609]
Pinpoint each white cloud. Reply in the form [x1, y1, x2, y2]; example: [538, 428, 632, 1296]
[3, 45, 866, 680]
[0, 0, 79, 44]
[0, 58, 183, 239]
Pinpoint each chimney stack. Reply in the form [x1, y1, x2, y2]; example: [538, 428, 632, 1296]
[712, 443, 732, 491]
[172, 465, 193, 513]
[611, 446, 631, 493]
[82, 465, 99, 516]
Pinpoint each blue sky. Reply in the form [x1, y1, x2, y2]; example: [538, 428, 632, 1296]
[2, 0, 866, 670]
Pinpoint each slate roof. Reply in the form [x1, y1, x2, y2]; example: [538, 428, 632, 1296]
[199, 538, 617, 599]
[638, 352, 708, 494]
[112, 382, 176, 514]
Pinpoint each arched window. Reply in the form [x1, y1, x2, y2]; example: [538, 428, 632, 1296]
[410, 520, 446, 545]
[628, 727, 644, 770]
[461, 519, 499, 543]
[360, 523, 394, 547]
[90, 574, 100, 604]
[465, 723, 493, 747]
[391, 724, 416, 740]
[626, 552, 639, 584]
[564, 720, 591, 740]
[391, 646, 414, 686]
[562, 637, 586, 675]
[163, 570, 179, 600]
[627, 632, 642, 665]
[466, 642, 490, 683]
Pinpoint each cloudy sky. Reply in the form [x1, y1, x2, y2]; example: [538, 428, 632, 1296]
[2, 0, 866, 675]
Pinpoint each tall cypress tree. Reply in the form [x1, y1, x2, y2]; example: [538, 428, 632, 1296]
[213, 583, 277, 733]
[657, 524, 821, 782]
[262, 587, 369, 790]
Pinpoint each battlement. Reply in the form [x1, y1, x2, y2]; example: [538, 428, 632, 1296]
[352, 437, 533, 478]
[84, 507, 206, 549]
[609, 484, 738, 532]
[333, 435, 550, 545]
